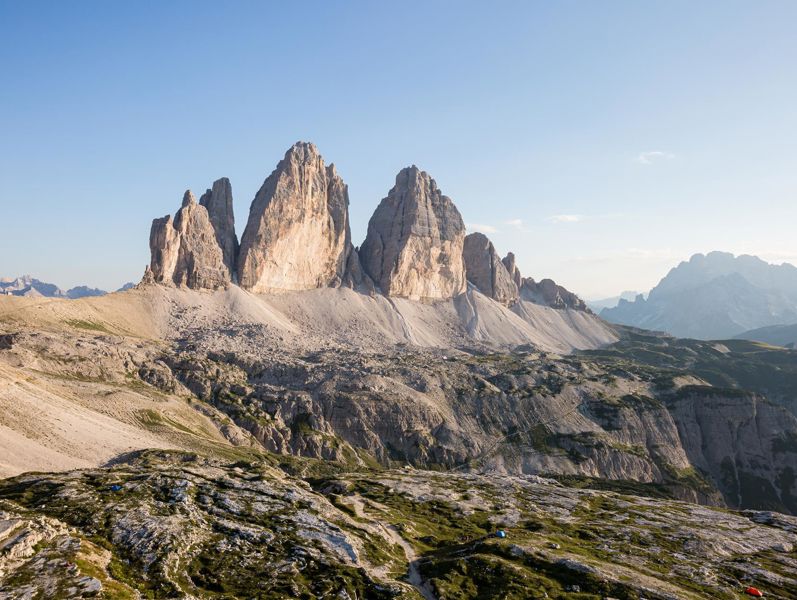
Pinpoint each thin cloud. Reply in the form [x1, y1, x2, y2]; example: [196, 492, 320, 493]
[505, 218, 523, 228]
[466, 223, 498, 234]
[547, 214, 584, 224]
[635, 151, 675, 165]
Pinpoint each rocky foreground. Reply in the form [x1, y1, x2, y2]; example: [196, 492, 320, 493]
[1, 450, 796, 599]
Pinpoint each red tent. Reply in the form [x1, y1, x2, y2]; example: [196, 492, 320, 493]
[745, 587, 763, 597]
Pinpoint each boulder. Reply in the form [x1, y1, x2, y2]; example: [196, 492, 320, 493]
[463, 233, 519, 305]
[360, 166, 466, 300]
[237, 142, 354, 292]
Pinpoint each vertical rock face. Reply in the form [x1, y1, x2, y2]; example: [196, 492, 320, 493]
[199, 178, 238, 279]
[148, 191, 230, 290]
[463, 233, 519, 305]
[502, 252, 523, 289]
[360, 166, 466, 300]
[237, 142, 353, 293]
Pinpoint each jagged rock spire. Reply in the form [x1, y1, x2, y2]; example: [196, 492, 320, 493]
[463, 232, 519, 305]
[359, 166, 466, 300]
[148, 189, 230, 290]
[199, 178, 238, 280]
[502, 252, 523, 289]
[237, 142, 356, 293]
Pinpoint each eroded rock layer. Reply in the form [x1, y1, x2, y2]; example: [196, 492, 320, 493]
[360, 166, 466, 300]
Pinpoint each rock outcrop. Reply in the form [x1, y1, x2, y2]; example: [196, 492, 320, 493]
[148, 191, 230, 290]
[521, 277, 589, 311]
[463, 233, 519, 305]
[237, 143, 354, 293]
[360, 166, 466, 300]
[199, 178, 238, 279]
[502, 252, 523, 289]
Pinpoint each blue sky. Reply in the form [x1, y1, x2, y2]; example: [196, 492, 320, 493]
[2, 1, 796, 298]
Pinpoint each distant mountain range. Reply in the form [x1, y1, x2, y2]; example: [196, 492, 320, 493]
[586, 290, 642, 312]
[0, 275, 134, 298]
[601, 251, 797, 340]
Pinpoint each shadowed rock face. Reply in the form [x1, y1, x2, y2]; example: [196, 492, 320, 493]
[359, 166, 466, 300]
[199, 178, 238, 280]
[148, 191, 230, 290]
[502, 252, 522, 289]
[463, 232, 519, 305]
[237, 142, 354, 293]
[522, 277, 589, 311]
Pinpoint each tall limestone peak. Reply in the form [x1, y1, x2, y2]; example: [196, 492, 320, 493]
[148, 189, 230, 290]
[463, 232, 519, 305]
[199, 177, 239, 279]
[237, 142, 355, 293]
[359, 166, 466, 300]
[181, 190, 196, 207]
[502, 252, 523, 289]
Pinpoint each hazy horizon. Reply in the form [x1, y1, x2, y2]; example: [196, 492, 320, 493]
[2, 1, 796, 298]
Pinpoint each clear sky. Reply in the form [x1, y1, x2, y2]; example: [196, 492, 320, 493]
[2, 1, 796, 298]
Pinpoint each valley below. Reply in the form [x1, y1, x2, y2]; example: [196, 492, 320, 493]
[1, 285, 797, 598]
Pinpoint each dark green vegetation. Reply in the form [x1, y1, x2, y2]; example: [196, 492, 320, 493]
[151, 335, 797, 515]
[2, 451, 796, 599]
[582, 327, 797, 403]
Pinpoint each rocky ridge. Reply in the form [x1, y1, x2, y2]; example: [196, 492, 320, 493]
[0, 276, 130, 299]
[602, 251, 797, 339]
[145, 142, 587, 315]
[521, 278, 590, 311]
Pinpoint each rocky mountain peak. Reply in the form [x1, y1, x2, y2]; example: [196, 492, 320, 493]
[237, 142, 355, 293]
[521, 277, 589, 312]
[463, 232, 519, 305]
[199, 177, 238, 280]
[181, 190, 196, 208]
[502, 252, 523, 289]
[359, 166, 466, 300]
[148, 189, 231, 290]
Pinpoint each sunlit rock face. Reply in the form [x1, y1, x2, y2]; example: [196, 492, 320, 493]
[148, 190, 230, 290]
[360, 166, 466, 300]
[237, 142, 354, 293]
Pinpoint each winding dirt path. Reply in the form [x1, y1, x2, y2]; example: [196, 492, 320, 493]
[347, 495, 436, 600]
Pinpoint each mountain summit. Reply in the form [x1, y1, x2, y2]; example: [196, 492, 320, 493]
[143, 142, 589, 316]
[602, 251, 797, 339]
[360, 166, 467, 300]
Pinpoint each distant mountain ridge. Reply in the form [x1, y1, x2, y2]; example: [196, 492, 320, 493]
[0, 275, 133, 298]
[586, 290, 641, 312]
[735, 323, 797, 348]
[601, 251, 797, 339]
[144, 141, 590, 314]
